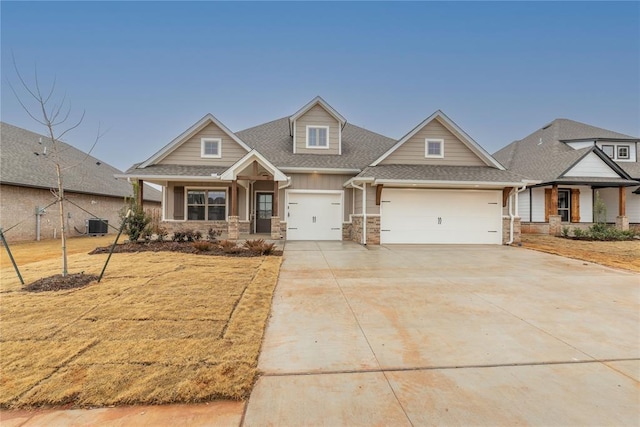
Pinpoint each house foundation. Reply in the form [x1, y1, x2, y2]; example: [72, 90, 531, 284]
[502, 216, 521, 245]
[350, 215, 380, 245]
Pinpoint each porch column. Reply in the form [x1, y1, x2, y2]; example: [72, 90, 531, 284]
[548, 184, 561, 236]
[136, 179, 144, 210]
[228, 180, 239, 239]
[231, 180, 238, 217]
[271, 180, 281, 239]
[616, 186, 629, 231]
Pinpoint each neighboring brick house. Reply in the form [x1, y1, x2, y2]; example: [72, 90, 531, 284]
[120, 96, 529, 244]
[493, 119, 639, 235]
[0, 122, 161, 242]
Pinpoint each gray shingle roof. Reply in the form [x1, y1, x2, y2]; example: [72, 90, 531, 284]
[358, 164, 526, 183]
[1, 122, 161, 202]
[494, 118, 639, 183]
[235, 117, 397, 169]
[124, 163, 229, 177]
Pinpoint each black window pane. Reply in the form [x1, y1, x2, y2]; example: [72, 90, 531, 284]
[188, 206, 205, 220]
[188, 191, 205, 205]
[208, 206, 226, 221]
[208, 191, 226, 205]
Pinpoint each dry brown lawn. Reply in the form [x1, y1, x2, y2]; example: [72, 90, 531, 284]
[0, 236, 281, 409]
[521, 234, 640, 273]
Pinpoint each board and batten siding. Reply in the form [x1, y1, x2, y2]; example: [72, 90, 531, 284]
[159, 123, 247, 166]
[286, 173, 354, 221]
[294, 105, 340, 155]
[380, 118, 486, 166]
[599, 187, 640, 223]
[563, 152, 619, 178]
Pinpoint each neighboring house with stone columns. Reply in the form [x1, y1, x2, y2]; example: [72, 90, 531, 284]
[119, 96, 530, 245]
[0, 122, 162, 242]
[493, 119, 639, 235]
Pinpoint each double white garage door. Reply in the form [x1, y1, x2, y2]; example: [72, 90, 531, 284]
[380, 189, 502, 244]
[286, 189, 502, 244]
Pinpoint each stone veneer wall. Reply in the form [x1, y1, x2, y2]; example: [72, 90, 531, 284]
[161, 220, 227, 236]
[349, 215, 380, 245]
[342, 223, 352, 241]
[502, 216, 522, 245]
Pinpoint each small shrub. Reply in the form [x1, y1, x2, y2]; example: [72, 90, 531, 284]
[219, 240, 241, 254]
[192, 241, 212, 252]
[207, 227, 222, 242]
[573, 228, 584, 238]
[172, 231, 184, 242]
[124, 210, 151, 243]
[156, 226, 168, 242]
[244, 239, 276, 255]
[561, 226, 570, 238]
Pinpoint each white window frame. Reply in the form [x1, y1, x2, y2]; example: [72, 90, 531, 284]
[617, 145, 630, 160]
[425, 139, 444, 158]
[185, 187, 228, 221]
[201, 138, 222, 158]
[601, 144, 615, 158]
[306, 126, 330, 149]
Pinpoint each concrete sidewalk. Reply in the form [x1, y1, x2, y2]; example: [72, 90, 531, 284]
[243, 241, 640, 426]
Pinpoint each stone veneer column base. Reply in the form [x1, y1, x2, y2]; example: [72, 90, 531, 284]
[548, 215, 562, 236]
[502, 216, 522, 245]
[227, 216, 239, 240]
[616, 216, 629, 231]
[270, 216, 281, 239]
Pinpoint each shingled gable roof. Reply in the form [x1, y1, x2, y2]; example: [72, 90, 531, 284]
[236, 117, 397, 170]
[494, 118, 639, 184]
[288, 96, 347, 132]
[370, 110, 505, 169]
[139, 113, 251, 168]
[0, 122, 161, 201]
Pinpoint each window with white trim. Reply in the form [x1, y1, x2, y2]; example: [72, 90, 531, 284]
[617, 145, 630, 159]
[187, 189, 226, 220]
[425, 139, 444, 158]
[306, 126, 329, 148]
[201, 138, 221, 158]
[602, 145, 614, 158]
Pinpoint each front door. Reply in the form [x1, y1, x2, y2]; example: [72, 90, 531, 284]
[256, 193, 273, 233]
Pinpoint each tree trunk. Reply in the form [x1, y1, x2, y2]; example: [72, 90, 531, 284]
[56, 163, 68, 276]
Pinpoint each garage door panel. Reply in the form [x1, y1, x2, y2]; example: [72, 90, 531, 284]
[287, 192, 342, 241]
[380, 189, 502, 245]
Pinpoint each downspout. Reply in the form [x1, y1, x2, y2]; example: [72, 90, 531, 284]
[507, 184, 528, 245]
[351, 182, 366, 245]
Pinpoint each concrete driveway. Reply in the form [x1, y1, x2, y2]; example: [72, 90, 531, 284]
[243, 241, 639, 426]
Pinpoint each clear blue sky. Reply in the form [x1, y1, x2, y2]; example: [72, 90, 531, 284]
[2, 1, 639, 171]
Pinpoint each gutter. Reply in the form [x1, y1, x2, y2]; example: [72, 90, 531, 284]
[507, 184, 528, 245]
[350, 181, 367, 245]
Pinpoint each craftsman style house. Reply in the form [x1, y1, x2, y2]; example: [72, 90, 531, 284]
[120, 97, 530, 244]
[493, 119, 639, 234]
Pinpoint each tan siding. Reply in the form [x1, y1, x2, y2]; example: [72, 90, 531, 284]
[159, 123, 247, 166]
[381, 118, 486, 166]
[286, 173, 354, 221]
[352, 183, 380, 216]
[165, 181, 238, 220]
[294, 105, 340, 155]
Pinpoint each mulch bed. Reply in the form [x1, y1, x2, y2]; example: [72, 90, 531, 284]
[88, 240, 283, 257]
[24, 273, 99, 293]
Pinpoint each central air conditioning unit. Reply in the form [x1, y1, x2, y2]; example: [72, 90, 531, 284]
[87, 218, 108, 236]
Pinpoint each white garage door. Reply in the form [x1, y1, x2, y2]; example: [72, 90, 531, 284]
[380, 189, 502, 244]
[287, 192, 343, 240]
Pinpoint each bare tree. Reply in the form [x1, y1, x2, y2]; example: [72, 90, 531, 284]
[8, 58, 103, 276]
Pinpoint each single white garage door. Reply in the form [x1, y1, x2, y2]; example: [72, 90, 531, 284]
[380, 189, 502, 244]
[287, 192, 343, 240]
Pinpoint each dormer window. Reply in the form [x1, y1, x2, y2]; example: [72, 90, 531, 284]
[602, 145, 614, 158]
[617, 145, 630, 159]
[425, 139, 444, 158]
[307, 126, 329, 149]
[201, 138, 221, 158]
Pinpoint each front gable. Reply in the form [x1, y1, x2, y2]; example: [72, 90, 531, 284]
[289, 97, 346, 156]
[371, 110, 504, 169]
[140, 114, 250, 168]
[562, 150, 628, 179]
